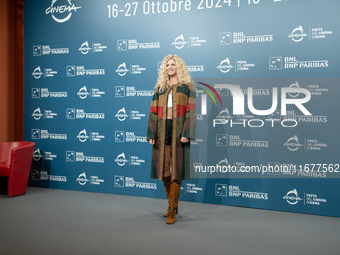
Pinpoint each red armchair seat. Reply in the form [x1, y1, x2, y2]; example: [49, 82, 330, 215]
[0, 141, 35, 197]
[0, 164, 10, 176]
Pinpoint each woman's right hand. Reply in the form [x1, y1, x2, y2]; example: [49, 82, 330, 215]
[149, 139, 155, 145]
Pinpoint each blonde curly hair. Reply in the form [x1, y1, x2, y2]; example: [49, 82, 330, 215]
[156, 54, 192, 93]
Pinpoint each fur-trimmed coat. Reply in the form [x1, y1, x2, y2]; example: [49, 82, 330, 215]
[147, 83, 196, 180]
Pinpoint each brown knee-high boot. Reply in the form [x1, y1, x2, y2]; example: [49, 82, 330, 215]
[166, 180, 182, 224]
[162, 176, 171, 217]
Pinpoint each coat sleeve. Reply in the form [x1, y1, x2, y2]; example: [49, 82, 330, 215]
[181, 83, 196, 140]
[147, 87, 159, 141]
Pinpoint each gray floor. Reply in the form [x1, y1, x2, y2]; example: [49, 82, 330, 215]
[1, 187, 339, 255]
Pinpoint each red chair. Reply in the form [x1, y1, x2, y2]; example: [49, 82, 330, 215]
[0, 141, 35, 197]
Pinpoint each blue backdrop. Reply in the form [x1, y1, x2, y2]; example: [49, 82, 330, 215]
[24, 0, 340, 217]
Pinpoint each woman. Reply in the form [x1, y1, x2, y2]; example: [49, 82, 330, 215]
[147, 54, 196, 224]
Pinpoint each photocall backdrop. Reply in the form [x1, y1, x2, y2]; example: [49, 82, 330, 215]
[24, 0, 340, 217]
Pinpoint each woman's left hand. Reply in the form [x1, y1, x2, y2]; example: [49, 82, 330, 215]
[180, 137, 189, 143]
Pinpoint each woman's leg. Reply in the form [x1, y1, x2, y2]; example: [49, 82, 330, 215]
[162, 176, 171, 217]
[163, 144, 172, 217]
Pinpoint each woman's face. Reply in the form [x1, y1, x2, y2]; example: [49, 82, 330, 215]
[166, 59, 177, 77]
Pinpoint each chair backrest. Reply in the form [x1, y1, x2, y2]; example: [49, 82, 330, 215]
[0, 142, 36, 165]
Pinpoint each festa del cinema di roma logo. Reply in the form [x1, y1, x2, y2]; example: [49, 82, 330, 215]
[196, 82, 312, 127]
[46, 0, 82, 23]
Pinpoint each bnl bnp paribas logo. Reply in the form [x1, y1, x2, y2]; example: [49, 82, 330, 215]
[45, 0, 82, 23]
[196, 82, 312, 128]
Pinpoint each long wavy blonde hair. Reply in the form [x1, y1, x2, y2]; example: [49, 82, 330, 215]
[156, 54, 192, 93]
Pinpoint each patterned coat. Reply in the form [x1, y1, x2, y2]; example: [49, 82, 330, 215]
[147, 83, 196, 180]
